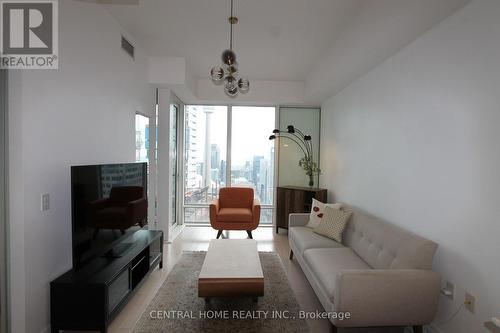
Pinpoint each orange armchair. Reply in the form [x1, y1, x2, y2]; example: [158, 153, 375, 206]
[209, 187, 261, 239]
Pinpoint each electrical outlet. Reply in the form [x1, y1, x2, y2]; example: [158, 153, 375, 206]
[465, 292, 475, 313]
[41, 193, 50, 211]
[445, 281, 455, 300]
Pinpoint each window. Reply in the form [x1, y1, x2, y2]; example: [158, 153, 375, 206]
[231, 106, 275, 205]
[184, 106, 228, 205]
[135, 114, 150, 163]
[183, 105, 275, 225]
[231, 106, 275, 224]
[135, 113, 151, 212]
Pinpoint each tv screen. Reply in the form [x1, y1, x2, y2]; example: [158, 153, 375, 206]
[71, 162, 148, 268]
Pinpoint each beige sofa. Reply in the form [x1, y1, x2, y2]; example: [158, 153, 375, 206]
[288, 205, 440, 333]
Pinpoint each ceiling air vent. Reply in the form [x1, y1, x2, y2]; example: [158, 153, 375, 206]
[121, 36, 134, 59]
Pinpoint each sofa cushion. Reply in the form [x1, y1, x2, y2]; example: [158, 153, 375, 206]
[216, 208, 253, 222]
[313, 206, 352, 243]
[303, 247, 371, 302]
[306, 199, 343, 229]
[219, 187, 254, 208]
[342, 205, 438, 270]
[290, 226, 344, 255]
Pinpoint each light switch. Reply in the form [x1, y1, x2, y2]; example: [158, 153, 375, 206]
[41, 193, 50, 211]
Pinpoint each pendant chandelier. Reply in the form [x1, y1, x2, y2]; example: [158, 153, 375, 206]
[210, 0, 249, 97]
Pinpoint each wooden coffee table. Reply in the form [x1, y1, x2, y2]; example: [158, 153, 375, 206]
[198, 239, 264, 301]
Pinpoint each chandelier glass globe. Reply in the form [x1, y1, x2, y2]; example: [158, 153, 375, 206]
[210, 66, 224, 82]
[221, 49, 237, 65]
[224, 76, 238, 97]
[224, 76, 237, 89]
[225, 85, 239, 97]
[237, 78, 249, 93]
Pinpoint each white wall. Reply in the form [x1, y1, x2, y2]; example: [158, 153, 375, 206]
[7, 71, 26, 333]
[156, 88, 172, 242]
[320, 1, 500, 332]
[8, 1, 154, 332]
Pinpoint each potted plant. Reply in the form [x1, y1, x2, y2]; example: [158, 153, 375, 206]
[299, 156, 321, 187]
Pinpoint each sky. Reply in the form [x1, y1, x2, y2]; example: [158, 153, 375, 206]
[186, 105, 276, 166]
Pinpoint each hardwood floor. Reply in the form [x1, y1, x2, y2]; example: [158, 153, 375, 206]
[107, 226, 406, 333]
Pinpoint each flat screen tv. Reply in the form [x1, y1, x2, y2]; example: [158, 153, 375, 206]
[71, 162, 147, 268]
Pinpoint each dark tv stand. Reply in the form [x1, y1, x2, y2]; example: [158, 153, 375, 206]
[50, 230, 163, 333]
[103, 242, 135, 258]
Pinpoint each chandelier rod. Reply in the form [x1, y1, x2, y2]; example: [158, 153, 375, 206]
[229, 0, 234, 51]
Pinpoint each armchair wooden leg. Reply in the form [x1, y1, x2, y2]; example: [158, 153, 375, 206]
[120, 229, 125, 235]
[413, 326, 423, 333]
[93, 228, 99, 239]
[246, 230, 253, 239]
[216, 230, 223, 239]
[289, 249, 294, 260]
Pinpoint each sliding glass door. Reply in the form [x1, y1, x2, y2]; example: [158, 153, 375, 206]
[183, 105, 276, 225]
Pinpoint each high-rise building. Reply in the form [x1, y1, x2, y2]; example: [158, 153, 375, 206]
[244, 161, 252, 180]
[259, 160, 267, 202]
[267, 146, 275, 203]
[203, 108, 214, 188]
[210, 144, 220, 171]
[184, 106, 200, 191]
[220, 160, 226, 184]
[252, 156, 264, 186]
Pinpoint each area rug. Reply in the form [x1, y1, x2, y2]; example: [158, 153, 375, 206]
[134, 251, 309, 332]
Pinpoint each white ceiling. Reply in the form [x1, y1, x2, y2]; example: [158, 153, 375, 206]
[103, 0, 364, 81]
[102, 0, 471, 104]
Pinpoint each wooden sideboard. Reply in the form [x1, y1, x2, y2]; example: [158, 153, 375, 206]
[276, 186, 327, 233]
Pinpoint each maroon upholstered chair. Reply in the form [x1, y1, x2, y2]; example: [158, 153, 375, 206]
[88, 186, 147, 238]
